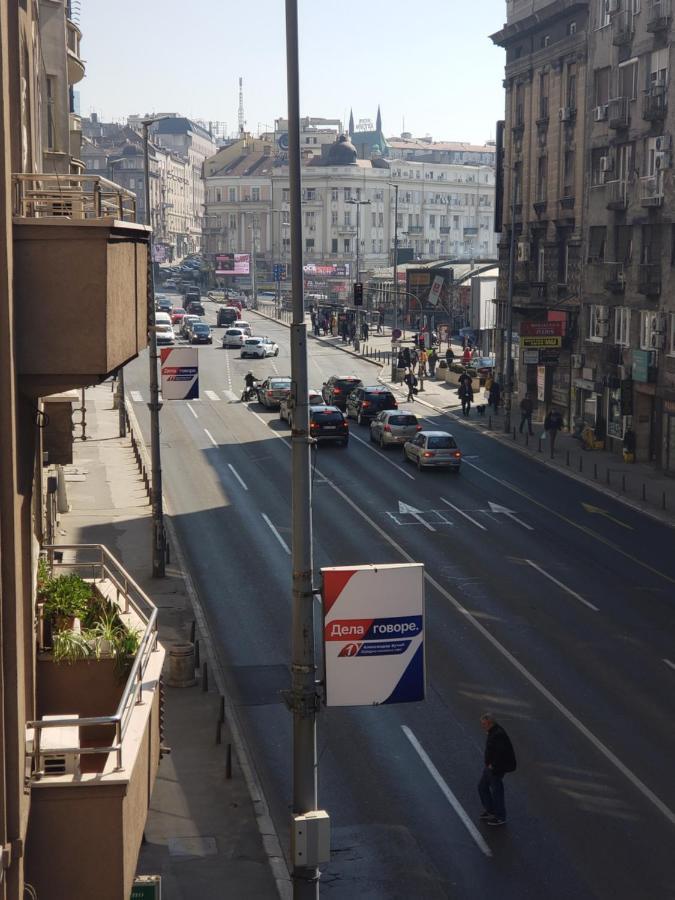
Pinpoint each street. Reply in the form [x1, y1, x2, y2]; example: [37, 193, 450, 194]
[126, 304, 675, 900]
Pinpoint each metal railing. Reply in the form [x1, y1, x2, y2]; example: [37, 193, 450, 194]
[27, 544, 159, 776]
[13, 173, 137, 222]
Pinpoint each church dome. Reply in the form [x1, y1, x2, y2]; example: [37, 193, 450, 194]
[324, 133, 357, 166]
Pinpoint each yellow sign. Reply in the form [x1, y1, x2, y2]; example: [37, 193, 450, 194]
[521, 336, 562, 348]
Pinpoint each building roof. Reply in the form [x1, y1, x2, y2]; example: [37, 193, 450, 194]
[152, 116, 214, 142]
[209, 150, 275, 177]
[388, 138, 496, 154]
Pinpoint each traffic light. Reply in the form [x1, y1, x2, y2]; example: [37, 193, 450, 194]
[353, 282, 363, 306]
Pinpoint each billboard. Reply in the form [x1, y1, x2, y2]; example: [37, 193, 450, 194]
[322, 563, 425, 707]
[215, 253, 250, 275]
[303, 263, 350, 277]
[160, 347, 199, 400]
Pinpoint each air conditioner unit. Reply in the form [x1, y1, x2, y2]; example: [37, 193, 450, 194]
[600, 156, 613, 173]
[655, 150, 671, 170]
[29, 715, 80, 776]
[655, 134, 672, 152]
[594, 105, 609, 122]
[559, 107, 571, 122]
[517, 241, 530, 262]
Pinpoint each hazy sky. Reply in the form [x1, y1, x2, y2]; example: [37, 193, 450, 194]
[79, 0, 507, 145]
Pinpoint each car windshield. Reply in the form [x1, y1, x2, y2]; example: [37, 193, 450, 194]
[226, 329, 242, 335]
[270, 379, 291, 389]
[427, 435, 457, 449]
[389, 415, 418, 426]
[193, 324, 209, 333]
[245, 339, 261, 345]
[336, 378, 360, 390]
[173, 308, 185, 314]
[312, 411, 343, 425]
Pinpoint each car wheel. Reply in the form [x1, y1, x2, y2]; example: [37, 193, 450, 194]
[275, 348, 279, 356]
[357, 411, 363, 426]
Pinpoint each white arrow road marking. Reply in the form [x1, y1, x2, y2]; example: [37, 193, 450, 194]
[130, 390, 143, 402]
[524, 559, 599, 612]
[227, 463, 248, 491]
[488, 501, 533, 530]
[440, 498, 487, 531]
[205, 390, 221, 401]
[401, 726, 492, 858]
[398, 501, 436, 532]
[261, 513, 290, 555]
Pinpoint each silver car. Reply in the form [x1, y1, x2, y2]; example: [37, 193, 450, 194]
[403, 430, 462, 471]
[370, 410, 421, 448]
[279, 389, 323, 426]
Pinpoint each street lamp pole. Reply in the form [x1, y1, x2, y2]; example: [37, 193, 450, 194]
[142, 118, 166, 578]
[503, 170, 518, 434]
[347, 197, 370, 348]
[109, 156, 127, 438]
[388, 182, 400, 379]
[285, 3, 321, 897]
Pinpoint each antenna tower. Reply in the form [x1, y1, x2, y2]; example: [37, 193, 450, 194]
[238, 77, 246, 135]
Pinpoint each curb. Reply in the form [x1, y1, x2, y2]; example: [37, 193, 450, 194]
[125, 401, 292, 899]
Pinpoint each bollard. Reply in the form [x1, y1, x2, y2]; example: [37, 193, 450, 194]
[194, 638, 200, 671]
[594, 463, 598, 480]
[226, 743, 233, 780]
[525, 431, 529, 447]
[579, 456, 583, 473]
[201, 659, 209, 693]
[165, 643, 196, 688]
[566, 450, 570, 466]
[189, 620, 196, 644]
[606, 468, 610, 485]
[642, 483, 646, 502]
[622, 474, 626, 493]
[663, 491, 667, 510]
[218, 694, 225, 724]
[538, 437, 542, 453]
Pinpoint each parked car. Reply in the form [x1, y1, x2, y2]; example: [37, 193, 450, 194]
[309, 405, 349, 446]
[155, 323, 175, 345]
[321, 375, 363, 410]
[171, 307, 187, 325]
[186, 301, 205, 316]
[370, 410, 422, 448]
[180, 314, 200, 337]
[216, 306, 240, 327]
[190, 323, 212, 344]
[345, 386, 398, 425]
[403, 431, 462, 471]
[233, 319, 252, 335]
[279, 389, 323, 426]
[222, 327, 247, 349]
[240, 337, 280, 359]
[257, 376, 292, 409]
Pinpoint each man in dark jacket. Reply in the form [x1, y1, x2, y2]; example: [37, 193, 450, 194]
[478, 713, 517, 826]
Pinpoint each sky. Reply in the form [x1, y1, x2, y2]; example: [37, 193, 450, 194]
[79, 0, 507, 146]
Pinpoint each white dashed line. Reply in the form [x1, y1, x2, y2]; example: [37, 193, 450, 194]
[349, 431, 415, 481]
[205, 390, 220, 401]
[130, 390, 143, 402]
[223, 390, 238, 402]
[440, 497, 487, 531]
[402, 726, 492, 858]
[664, 658, 675, 672]
[228, 464, 248, 491]
[187, 403, 198, 419]
[261, 513, 290, 554]
[524, 559, 599, 612]
[203, 429, 218, 447]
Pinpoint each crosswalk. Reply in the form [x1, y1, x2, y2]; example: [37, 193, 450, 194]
[129, 389, 237, 403]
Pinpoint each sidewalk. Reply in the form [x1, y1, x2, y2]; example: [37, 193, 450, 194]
[254, 301, 675, 527]
[56, 383, 286, 899]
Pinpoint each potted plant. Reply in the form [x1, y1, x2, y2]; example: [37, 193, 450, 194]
[52, 628, 93, 664]
[43, 574, 92, 634]
[113, 625, 142, 678]
[89, 611, 124, 659]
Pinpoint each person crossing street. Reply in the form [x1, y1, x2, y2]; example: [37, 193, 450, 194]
[478, 712, 517, 827]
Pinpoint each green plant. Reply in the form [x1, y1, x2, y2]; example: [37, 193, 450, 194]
[43, 574, 92, 622]
[113, 625, 142, 678]
[90, 612, 124, 659]
[37, 556, 52, 600]
[52, 628, 93, 664]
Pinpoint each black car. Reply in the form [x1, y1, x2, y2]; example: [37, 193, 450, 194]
[345, 386, 398, 425]
[190, 323, 212, 344]
[309, 405, 349, 446]
[186, 300, 205, 315]
[322, 375, 363, 410]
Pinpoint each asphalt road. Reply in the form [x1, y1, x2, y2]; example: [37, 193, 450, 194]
[125, 299, 675, 900]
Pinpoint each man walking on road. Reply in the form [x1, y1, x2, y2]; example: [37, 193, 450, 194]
[478, 712, 517, 827]
[404, 369, 417, 402]
[544, 408, 564, 457]
[519, 394, 534, 435]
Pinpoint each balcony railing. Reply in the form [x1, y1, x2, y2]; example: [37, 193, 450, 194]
[643, 84, 667, 121]
[606, 179, 629, 210]
[28, 543, 159, 775]
[13, 173, 137, 222]
[640, 174, 664, 206]
[604, 262, 626, 293]
[608, 97, 630, 129]
[637, 262, 661, 295]
[612, 10, 634, 44]
[407, 225, 424, 234]
[647, 0, 671, 31]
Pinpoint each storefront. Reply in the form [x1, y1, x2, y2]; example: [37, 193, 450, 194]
[605, 378, 633, 448]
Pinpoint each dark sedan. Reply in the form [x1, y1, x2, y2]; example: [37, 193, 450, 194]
[190, 323, 212, 344]
[345, 386, 398, 425]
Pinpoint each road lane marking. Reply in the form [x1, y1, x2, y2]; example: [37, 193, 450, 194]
[203, 429, 218, 447]
[228, 463, 248, 491]
[261, 513, 290, 555]
[462, 460, 675, 587]
[130, 390, 143, 402]
[223, 390, 238, 402]
[349, 431, 416, 480]
[524, 559, 599, 612]
[582, 502, 632, 530]
[205, 390, 221, 401]
[440, 498, 487, 531]
[664, 659, 675, 672]
[488, 501, 533, 531]
[187, 403, 198, 419]
[398, 501, 435, 532]
[316, 469, 675, 826]
[402, 726, 492, 858]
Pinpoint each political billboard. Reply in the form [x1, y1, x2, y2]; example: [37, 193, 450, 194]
[322, 563, 425, 707]
[215, 253, 250, 275]
[160, 347, 199, 400]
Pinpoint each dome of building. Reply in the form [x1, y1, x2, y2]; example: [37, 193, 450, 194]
[324, 133, 357, 166]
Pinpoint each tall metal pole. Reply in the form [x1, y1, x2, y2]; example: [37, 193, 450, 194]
[143, 120, 166, 578]
[503, 169, 518, 434]
[285, 3, 320, 897]
[391, 183, 399, 379]
[109, 157, 127, 437]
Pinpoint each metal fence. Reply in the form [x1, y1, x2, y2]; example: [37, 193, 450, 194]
[13, 173, 137, 222]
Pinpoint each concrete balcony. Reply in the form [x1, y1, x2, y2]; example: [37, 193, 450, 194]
[642, 84, 667, 122]
[25, 544, 164, 900]
[612, 10, 634, 45]
[604, 262, 627, 293]
[407, 225, 424, 234]
[66, 18, 85, 84]
[12, 174, 150, 396]
[640, 174, 664, 207]
[608, 97, 630, 130]
[637, 263, 661, 296]
[647, 0, 671, 31]
[606, 179, 629, 211]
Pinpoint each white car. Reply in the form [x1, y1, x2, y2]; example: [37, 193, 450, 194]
[233, 320, 252, 335]
[240, 337, 279, 359]
[222, 327, 247, 348]
[155, 323, 175, 345]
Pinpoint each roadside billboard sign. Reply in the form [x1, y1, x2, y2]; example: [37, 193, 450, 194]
[523, 349, 539, 365]
[521, 322, 563, 337]
[160, 347, 199, 400]
[427, 274, 444, 307]
[215, 253, 250, 275]
[521, 336, 562, 348]
[322, 563, 425, 707]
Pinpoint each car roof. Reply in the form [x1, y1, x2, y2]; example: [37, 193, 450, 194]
[311, 404, 340, 412]
[419, 430, 453, 437]
[362, 385, 391, 392]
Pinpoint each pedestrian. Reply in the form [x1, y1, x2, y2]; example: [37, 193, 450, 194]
[401, 346, 411, 369]
[478, 712, 517, 827]
[544, 407, 564, 457]
[519, 394, 534, 435]
[363, 321, 369, 341]
[341, 320, 348, 343]
[410, 347, 419, 371]
[377, 309, 384, 334]
[488, 378, 501, 413]
[419, 348, 428, 377]
[445, 346, 455, 366]
[349, 321, 357, 344]
[427, 347, 438, 377]
[404, 369, 417, 402]
[471, 347, 479, 360]
[462, 346, 472, 366]
[459, 378, 473, 416]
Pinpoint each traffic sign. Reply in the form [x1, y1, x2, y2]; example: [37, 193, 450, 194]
[273, 263, 286, 281]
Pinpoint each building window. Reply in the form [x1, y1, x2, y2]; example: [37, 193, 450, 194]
[229, 188, 236, 202]
[588, 226, 607, 262]
[566, 63, 577, 109]
[669, 313, 675, 356]
[588, 304, 609, 341]
[344, 188, 352, 201]
[378, 212, 384, 226]
[540, 34, 550, 48]
[331, 211, 338, 225]
[372, 240, 377, 253]
[305, 211, 315, 227]
[372, 212, 377, 227]
[343, 239, 351, 252]
[283, 188, 290, 201]
[594, 67, 610, 107]
[640, 310, 659, 349]
[229, 215, 237, 230]
[539, 72, 549, 119]
[331, 238, 338, 253]
[618, 59, 639, 100]
[305, 238, 314, 251]
[429, 215, 435, 227]
[614, 307, 631, 346]
[331, 188, 339, 201]
[305, 188, 316, 200]
[568, 20, 577, 35]
[563, 150, 575, 196]
[46, 76, 56, 150]
[128, 177, 135, 189]
[598, 0, 610, 28]
[344, 212, 351, 226]
[536, 156, 548, 202]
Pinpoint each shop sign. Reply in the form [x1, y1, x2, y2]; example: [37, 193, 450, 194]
[539, 348, 561, 365]
[522, 336, 562, 349]
[521, 322, 563, 337]
[523, 349, 539, 364]
[632, 349, 650, 383]
[537, 366, 546, 401]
